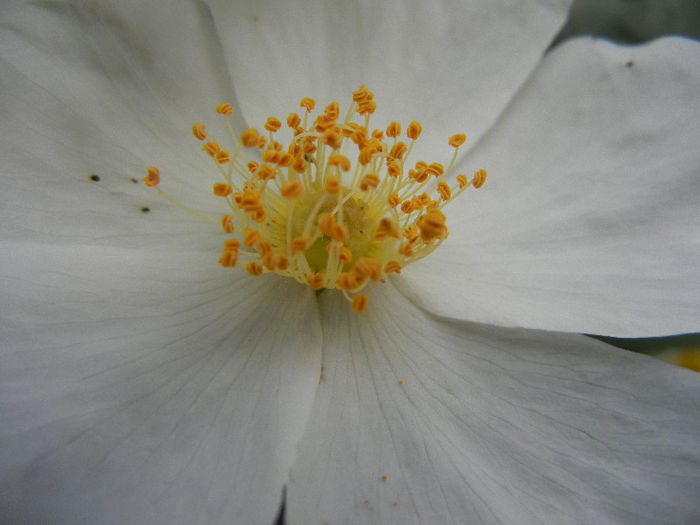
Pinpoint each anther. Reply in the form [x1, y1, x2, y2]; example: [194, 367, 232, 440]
[360, 173, 380, 191]
[386, 121, 401, 138]
[221, 214, 235, 233]
[351, 293, 369, 313]
[281, 181, 303, 198]
[213, 183, 232, 196]
[265, 117, 282, 132]
[437, 181, 452, 201]
[192, 123, 207, 140]
[328, 154, 351, 171]
[241, 128, 260, 147]
[448, 134, 466, 147]
[472, 169, 487, 188]
[216, 102, 234, 115]
[456, 174, 468, 188]
[406, 121, 422, 140]
[202, 141, 220, 157]
[300, 97, 316, 111]
[142, 166, 160, 187]
[384, 260, 402, 274]
[247, 260, 263, 276]
[325, 176, 340, 194]
[215, 150, 230, 164]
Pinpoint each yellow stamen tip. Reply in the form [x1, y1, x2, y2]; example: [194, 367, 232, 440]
[142, 166, 160, 187]
[216, 102, 234, 115]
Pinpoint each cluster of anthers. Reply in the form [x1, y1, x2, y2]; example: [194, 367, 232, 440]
[143, 85, 486, 312]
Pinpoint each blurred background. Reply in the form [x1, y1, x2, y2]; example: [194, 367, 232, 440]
[554, 0, 700, 372]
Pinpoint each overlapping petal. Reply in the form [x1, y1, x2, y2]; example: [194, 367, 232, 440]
[288, 283, 700, 524]
[399, 36, 700, 337]
[205, 0, 572, 158]
[0, 242, 321, 525]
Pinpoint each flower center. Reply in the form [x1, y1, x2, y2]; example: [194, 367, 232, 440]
[143, 85, 486, 312]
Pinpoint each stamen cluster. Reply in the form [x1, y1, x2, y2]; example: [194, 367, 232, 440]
[143, 85, 486, 312]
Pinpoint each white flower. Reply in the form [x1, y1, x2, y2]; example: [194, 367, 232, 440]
[1, 1, 699, 525]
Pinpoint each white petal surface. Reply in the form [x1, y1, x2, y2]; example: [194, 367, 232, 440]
[398, 37, 700, 336]
[0, 0, 247, 248]
[0, 242, 322, 525]
[205, 0, 572, 158]
[288, 284, 700, 525]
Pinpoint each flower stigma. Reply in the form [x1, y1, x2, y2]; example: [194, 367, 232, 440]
[142, 86, 486, 312]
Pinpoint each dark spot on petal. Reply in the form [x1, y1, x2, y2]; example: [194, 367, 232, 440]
[625, 60, 635, 68]
[141, 206, 150, 213]
[130, 177, 139, 183]
[89, 174, 101, 182]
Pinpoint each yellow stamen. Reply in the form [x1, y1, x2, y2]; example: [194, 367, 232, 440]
[141, 86, 486, 312]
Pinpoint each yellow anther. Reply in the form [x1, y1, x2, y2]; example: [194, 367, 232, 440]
[292, 156, 307, 174]
[307, 272, 325, 290]
[384, 260, 402, 274]
[281, 181, 303, 198]
[257, 163, 277, 181]
[426, 162, 444, 177]
[339, 246, 352, 262]
[360, 173, 380, 191]
[221, 214, 235, 233]
[400, 200, 416, 214]
[318, 213, 336, 237]
[213, 183, 232, 196]
[257, 135, 267, 148]
[336, 271, 359, 290]
[456, 174, 468, 188]
[389, 141, 407, 159]
[224, 238, 241, 250]
[241, 128, 260, 148]
[142, 166, 160, 187]
[352, 84, 369, 102]
[278, 152, 294, 167]
[263, 252, 276, 271]
[448, 133, 466, 147]
[386, 121, 401, 138]
[262, 149, 280, 163]
[386, 159, 401, 178]
[372, 129, 384, 140]
[418, 208, 447, 241]
[216, 102, 234, 115]
[398, 242, 414, 256]
[376, 217, 399, 240]
[257, 241, 273, 256]
[202, 141, 220, 157]
[291, 236, 310, 253]
[331, 223, 348, 242]
[246, 161, 258, 173]
[244, 230, 261, 247]
[403, 226, 419, 242]
[251, 209, 266, 222]
[239, 189, 263, 212]
[323, 129, 342, 150]
[357, 99, 377, 115]
[287, 112, 301, 129]
[437, 181, 452, 201]
[300, 97, 316, 111]
[215, 150, 230, 164]
[354, 257, 382, 281]
[324, 102, 340, 119]
[218, 250, 238, 267]
[351, 293, 369, 313]
[472, 168, 487, 188]
[325, 176, 340, 194]
[265, 117, 282, 132]
[387, 193, 401, 207]
[247, 260, 263, 276]
[406, 121, 422, 140]
[192, 123, 207, 140]
[276, 255, 289, 270]
[328, 154, 351, 171]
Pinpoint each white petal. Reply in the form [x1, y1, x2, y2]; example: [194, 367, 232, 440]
[205, 0, 572, 156]
[287, 284, 700, 525]
[0, 1, 245, 248]
[0, 242, 322, 525]
[399, 37, 700, 336]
